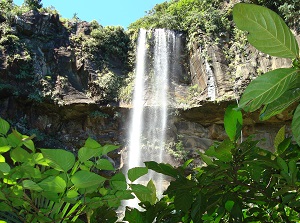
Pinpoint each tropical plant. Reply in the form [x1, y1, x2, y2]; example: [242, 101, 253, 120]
[232, 3, 300, 145]
[124, 104, 300, 222]
[0, 117, 135, 222]
[123, 3, 300, 222]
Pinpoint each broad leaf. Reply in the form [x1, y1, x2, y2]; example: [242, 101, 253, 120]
[110, 172, 127, 190]
[124, 208, 145, 223]
[292, 104, 300, 146]
[239, 68, 299, 112]
[130, 184, 153, 203]
[224, 104, 243, 141]
[206, 139, 234, 162]
[274, 126, 285, 152]
[71, 170, 106, 188]
[23, 180, 43, 192]
[128, 167, 148, 182]
[84, 137, 101, 149]
[102, 144, 119, 155]
[96, 159, 115, 170]
[199, 153, 213, 166]
[260, 87, 300, 120]
[38, 176, 66, 193]
[22, 136, 35, 152]
[78, 146, 102, 162]
[146, 179, 157, 205]
[233, 3, 299, 59]
[174, 190, 193, 213]
[0, 118, 10, 136]
[0, 162, 10, 173]
[11, 147, 30, 163]
[0, 146, 10, 153]
[145, 161, 179, 179]
[41, 149, 75, 172]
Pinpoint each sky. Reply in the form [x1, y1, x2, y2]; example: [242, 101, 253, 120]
[13, 0, 165, 29]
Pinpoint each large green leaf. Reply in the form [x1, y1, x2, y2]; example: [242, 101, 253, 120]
[0, 162, 10, 173]
[224, 104, 243, 141]
[22, 180, 43, 192]
[71, 170, 106, 189]
[96, 159, 115, 170]
[260, 87, 300, 120]
[233, 3, 299, 59]
[274, 126, 285, 152]
[41, 149, 75, 172]
[110, 172, 127, 190]
[38, 176, 66, 193]
[84, 137, 101, 149]
[102, 144, 119, 155]
[239, 68, 299, 112]
[130, 184, 153, 203]
[145, 161, 179, 179]
[127, 167, 148, 182]
[0, 118, 10, 136]
[78, 146, 103, 162]
[11, 147, 30, 163]
[205, 139, 234, 162]
[292, 104, 300, 146]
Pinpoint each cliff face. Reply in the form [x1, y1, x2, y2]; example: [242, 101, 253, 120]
[0, 9, 297, 165]
[0, 10, 130, 105]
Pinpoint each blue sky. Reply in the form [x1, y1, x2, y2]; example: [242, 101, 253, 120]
[13, 0, 165, 28]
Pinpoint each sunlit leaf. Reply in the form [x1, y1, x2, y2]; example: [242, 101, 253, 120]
[233, 3, 299, 58]
[11, 147, 30, 163]
[71, 170, 105, 189]
[110, 172, 127, 190]
[84, 137, 101, 149]
[38, 176, 66, 193]
[224, 104, 243, 141]
[239, 68, 299, 112]
[0, 146, 10, 153]
[96, 159, 115, 170]
[128, 167, 148, 182]
[78, 146, 102, 162]
[0, 118, 10, 136]
[41, 149, 75, 172]
[102, 144, 119, 155]
[274, 126, 285, 152]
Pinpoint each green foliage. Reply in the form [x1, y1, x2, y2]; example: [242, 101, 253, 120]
[224, 104, 243, 141]
[125, 107, 300, 222]
[0, 118, 136, 222]
[233, 3, 300, 145]
[123, 4, 300, 222]
[24, 0, 42, 10]
[233, 3, 299, 59]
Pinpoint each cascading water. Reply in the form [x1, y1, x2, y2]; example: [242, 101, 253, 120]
[124, 28, 181, 208]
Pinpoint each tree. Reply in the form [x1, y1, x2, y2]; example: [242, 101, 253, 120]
[24, 0, 42, 10]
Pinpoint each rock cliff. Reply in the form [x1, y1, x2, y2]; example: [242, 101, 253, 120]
[0, 9, 298, 165]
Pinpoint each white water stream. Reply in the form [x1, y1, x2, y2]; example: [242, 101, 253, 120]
[124, 29, 180, 208]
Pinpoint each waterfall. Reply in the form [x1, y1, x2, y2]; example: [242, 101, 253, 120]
[125, 29, 180, 208]
[206, 60, 216, 101]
